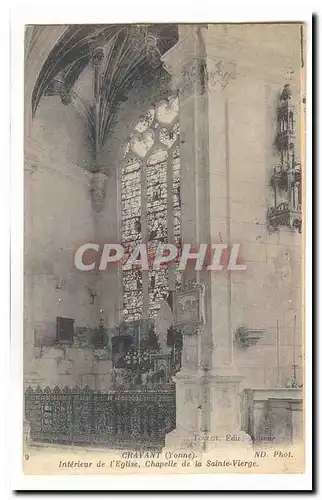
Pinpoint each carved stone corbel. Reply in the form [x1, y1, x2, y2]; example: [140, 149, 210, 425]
[91, 47, 105, 70]
[162, 55, 207, 97]
[91, 47, 105, 101]
[90, 171, 108, 213]
[25, 163, 38, 175]
[180, 57, 207, 97]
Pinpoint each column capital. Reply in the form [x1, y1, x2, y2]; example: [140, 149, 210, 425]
[163, 31, 239, 95]
[161, 26, 207, 96]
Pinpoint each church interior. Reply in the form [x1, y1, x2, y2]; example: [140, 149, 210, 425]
[24, 23, 304, 448]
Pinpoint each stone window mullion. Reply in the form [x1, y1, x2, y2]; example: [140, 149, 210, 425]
[167, 147, 174, 292]
[141, 158, 149, 319]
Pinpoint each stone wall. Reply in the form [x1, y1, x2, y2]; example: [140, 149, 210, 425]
[206, 23, 303, 388]
[24, 24, 304, 393]
[25, 344, 113, 390]
[24, 94, 98, 387]
[240, 388, 303, 444]
[24, 71, 171, 389]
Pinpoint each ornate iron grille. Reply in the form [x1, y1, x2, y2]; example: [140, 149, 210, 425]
[25, 385, 176, 449]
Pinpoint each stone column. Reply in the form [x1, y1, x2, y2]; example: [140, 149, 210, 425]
[205, 46, 246, 443]
[162, 25, 250, 449]
[162, 26, 214, 449]
[202, 23, 302, 444]
[89, 167, 111, 329]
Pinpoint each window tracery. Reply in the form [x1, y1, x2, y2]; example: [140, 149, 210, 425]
[121, 96, 181, 322]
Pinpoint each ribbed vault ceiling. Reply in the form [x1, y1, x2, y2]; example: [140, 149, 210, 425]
[31, 24, 178, 161]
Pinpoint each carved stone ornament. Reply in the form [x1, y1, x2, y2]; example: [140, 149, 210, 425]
[162, 56, 207, 97]
[267, 204, 302, 233]
[281, 83, 292, 101]
[235, 327, 265, 348]
[270, 164, 289, 191]
[25, 163, 38, 174]
[90, 171, 108, 213]
[207, 59, 237, 91]
[268, 84, 302, 233]
[59, 85, 72, 106]
[91, 47, 105, 69]
[161, 26, 207, 96]
[179, 57, 207, 96]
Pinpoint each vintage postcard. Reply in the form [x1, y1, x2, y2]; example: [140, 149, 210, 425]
[16, 17, 311, 489]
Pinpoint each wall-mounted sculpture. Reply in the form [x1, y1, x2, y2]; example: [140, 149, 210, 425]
[267, 84, 302, 233]
[235, 327, 265, 348]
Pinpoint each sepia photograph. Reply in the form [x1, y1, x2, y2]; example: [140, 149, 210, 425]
[8, 8, 313, 491]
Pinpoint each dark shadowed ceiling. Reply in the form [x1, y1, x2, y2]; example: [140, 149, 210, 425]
[31, 24, 178, 163]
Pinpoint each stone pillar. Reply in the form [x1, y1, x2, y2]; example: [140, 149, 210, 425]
[89, 168, 111, 329]
[162, 25, 250, 449]
[170, 327, 203, 449]
[202, 24, 302, 445]
[162, 26, 213, 449]
[204, 39, 245, 444]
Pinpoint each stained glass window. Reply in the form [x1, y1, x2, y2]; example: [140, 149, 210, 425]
[121, 96, 181, 322]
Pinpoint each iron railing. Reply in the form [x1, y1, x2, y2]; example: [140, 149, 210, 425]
[25, 385, 176, 449]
